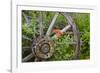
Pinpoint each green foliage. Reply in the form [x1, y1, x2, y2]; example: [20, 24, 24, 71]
[50, 35, 74, 60]
[80, 32, 90, 59]
[72, 13, 90, 59]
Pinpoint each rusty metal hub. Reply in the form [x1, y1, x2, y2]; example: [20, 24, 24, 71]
[40, 43, 50, 54]
[32, 37, 54, 60]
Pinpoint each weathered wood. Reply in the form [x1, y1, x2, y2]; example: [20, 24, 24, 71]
[22, 35, 32, 41]
[46, 12, 59, 36]
[22, 53, 34, 62]
[39, 11, 44, 36]
[56, 41, 82, 45]
[61, 25, 71, 33]
[22, 12, 30, 25]
[62, 13, 80, 59]
[51, 25, 71, 39]
[65, 32, 83, 35]
[22, 47, 31, 52]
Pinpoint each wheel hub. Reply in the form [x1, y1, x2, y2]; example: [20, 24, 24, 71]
[32, 37, 54, 60]
[40, 43, 50, 54]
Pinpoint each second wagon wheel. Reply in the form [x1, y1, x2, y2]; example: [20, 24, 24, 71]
[45, 12, 80, 60]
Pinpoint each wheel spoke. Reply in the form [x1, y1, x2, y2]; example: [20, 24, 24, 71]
[56, 41, 82, 45]
[46, 12, 59, 36]
[22, 12, 30, 25]
[61, 25, 71, 32]
[39, 11, 44, 36]
[52, 25, 71, 39]
[22, 47, 31, 51]
[22, 35, 32, 41]
[23, 47, 30, 49]
[22, 53, 34, 62]
[65, 32, 83, 35]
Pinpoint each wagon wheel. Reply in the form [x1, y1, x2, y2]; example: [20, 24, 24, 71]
[22, 11, 80, 62]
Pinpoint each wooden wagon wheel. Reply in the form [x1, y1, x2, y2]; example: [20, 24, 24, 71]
[22, 11, 80, 62]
